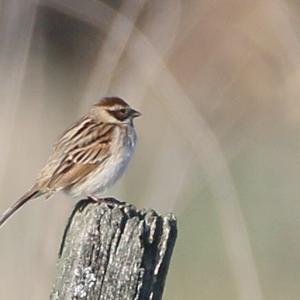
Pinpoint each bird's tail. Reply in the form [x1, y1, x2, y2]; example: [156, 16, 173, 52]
[0, 189, 40, 228]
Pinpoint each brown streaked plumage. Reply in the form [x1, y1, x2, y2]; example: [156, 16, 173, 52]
[0, 97, 141, 228]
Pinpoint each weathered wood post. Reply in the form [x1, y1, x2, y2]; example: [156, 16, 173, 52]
[50, 199, 177, 300]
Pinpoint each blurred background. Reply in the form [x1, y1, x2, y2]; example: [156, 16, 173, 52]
[0, 0, 299, 299]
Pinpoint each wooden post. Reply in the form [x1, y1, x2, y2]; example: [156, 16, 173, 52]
[50, 199, 177, 300]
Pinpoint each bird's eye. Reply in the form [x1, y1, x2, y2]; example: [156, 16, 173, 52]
[107, 107, 128, 121]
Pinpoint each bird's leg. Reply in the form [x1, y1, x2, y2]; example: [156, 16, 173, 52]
[87, 194, 103, 203]
[87, 195, 125, 207]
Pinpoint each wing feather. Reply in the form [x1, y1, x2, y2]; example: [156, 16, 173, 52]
[36, 116, 114, 190]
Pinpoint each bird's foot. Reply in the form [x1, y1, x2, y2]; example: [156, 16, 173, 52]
[87, 195, 125, 207]
[87, 194, 102, 203]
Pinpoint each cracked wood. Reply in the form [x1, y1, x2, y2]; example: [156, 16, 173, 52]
[50, 199, 177, 300]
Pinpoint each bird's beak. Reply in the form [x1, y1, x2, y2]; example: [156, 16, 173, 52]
[131, 109, 142, 118]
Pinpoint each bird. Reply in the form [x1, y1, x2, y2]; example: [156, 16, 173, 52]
[0, 96, 141, 228]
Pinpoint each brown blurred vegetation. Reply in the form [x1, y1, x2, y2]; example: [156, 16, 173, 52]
[0, 0, 299, 299]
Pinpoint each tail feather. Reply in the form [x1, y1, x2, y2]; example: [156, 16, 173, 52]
[0, 190, 40, 228]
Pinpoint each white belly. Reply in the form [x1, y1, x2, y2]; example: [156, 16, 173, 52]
[67, 126, 136, 200]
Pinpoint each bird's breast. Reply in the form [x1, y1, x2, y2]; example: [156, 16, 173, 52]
[67, 125, 137, 199]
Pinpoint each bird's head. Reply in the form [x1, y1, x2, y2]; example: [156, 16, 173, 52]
[92, 97, 141, 124]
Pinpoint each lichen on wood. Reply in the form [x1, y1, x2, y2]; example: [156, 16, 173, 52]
[50, 199, 177, 300]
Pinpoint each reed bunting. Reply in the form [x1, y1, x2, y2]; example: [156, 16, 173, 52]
[0, 97, 141, 227]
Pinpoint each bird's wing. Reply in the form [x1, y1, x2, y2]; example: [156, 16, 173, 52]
[36, 117, 115, 190]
